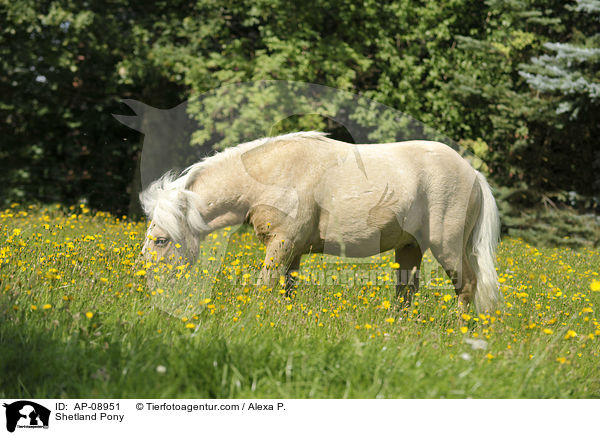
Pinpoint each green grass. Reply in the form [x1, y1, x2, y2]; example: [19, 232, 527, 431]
[1, 204, 599, 398]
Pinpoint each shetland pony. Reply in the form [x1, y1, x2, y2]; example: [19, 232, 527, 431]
[140, 132, 500, 312]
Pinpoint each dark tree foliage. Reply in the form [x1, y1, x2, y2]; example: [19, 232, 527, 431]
[0, 1, 187, 212]
[519, 0, 600, 197]
[1, 0, 598, 244]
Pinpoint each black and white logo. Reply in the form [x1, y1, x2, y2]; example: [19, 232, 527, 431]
[3, 401, 50, 433]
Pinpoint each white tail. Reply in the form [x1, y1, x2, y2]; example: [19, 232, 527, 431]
[469, 172, 501, 312]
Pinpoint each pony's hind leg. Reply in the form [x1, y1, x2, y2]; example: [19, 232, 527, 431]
[456, 256, 477, 310]
[428, 200, 479, 313]
[395, 244, 422, 307]
[442, 258, 477, 329]
[432, 249, 477, 312]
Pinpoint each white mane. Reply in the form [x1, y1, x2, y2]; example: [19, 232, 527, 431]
[139, 131, 328, 239]
[139, 172, 208, 242]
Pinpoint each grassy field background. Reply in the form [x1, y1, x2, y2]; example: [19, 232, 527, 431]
[1, 204, 599, 398]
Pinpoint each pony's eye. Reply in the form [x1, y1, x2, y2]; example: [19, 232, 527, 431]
[154, 237, 169, 247]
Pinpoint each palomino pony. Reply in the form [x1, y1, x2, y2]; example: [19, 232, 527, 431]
[140, 132, 501, 312]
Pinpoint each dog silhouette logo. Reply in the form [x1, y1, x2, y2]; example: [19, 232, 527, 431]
[3, 401, 50, 432]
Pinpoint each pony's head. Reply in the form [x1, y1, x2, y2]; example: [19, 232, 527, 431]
[139, 172, 210, 265]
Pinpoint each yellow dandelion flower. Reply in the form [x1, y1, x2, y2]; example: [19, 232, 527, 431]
[30, 304, 37, 311]
[85, 311, 94, 319]
[461, 313, 471, 321]
[185, 323, 196, 329]
[543, 328, 553, 335]
[564, 330, 577, 340]
[42, 304, 52, 310]
[486, 353, 494, 360]
[556, 357, 567, 364]
[460, 326, 468, 334]
[590, 280, 600, 292]
[385, 317, 395, 324]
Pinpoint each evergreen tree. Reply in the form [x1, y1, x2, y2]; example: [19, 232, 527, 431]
[519, 0, 600, 198]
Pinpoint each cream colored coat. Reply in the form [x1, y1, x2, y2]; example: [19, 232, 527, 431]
[141, 132, 501, 312]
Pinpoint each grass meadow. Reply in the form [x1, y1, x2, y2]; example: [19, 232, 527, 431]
[1, 203, 599, 398]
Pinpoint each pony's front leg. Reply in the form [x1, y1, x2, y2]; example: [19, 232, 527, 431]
[284, 255, 301, 298]
[395, 244, 422, 308]
[257, 238, 296, 291]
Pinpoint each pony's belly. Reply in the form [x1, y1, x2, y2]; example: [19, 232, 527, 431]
[321, 238, 381, 257]
[320, 226, 413, 257]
